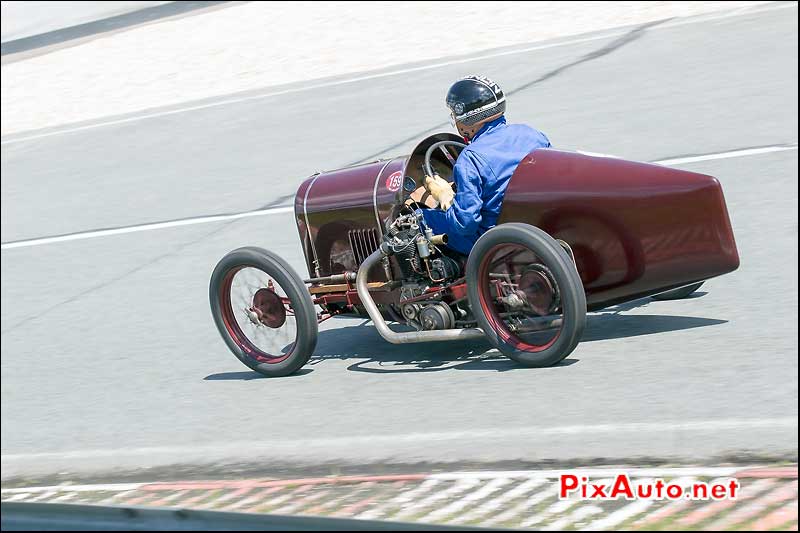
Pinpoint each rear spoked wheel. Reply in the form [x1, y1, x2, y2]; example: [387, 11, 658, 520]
[467, 224, 586, 367]
[210, 247, 317, 377]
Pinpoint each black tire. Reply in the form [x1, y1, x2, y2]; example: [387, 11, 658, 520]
[651, 281, 704, 301]
[467, 223, 586, 367]
[210, 246, 317, 377]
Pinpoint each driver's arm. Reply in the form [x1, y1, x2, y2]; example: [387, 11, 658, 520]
[406, 184, 439, 208]
[445, 151, 487, 237]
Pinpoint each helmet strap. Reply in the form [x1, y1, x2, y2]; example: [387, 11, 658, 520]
[456, 112, 504, 142]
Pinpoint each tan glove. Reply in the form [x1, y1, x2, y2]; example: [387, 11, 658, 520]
[423, 174, 455, 211]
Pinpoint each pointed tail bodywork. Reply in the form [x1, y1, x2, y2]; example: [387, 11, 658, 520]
[498, 149, 740, 310]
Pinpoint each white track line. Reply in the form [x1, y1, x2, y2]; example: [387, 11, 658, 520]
[522, 478, 614, 528]
[583, 498, 655, 531]
[269, 488, 331, 516]
[392, 478, 480, 521]
[202, 487, 253, 508]
[432, 469, 743, 481]
[2, 144, 796, 252]
[419, 478, 513, 523]
[305, 488, 361, 516]
[50, 492, 77, 503]
[677, 477, 777, 528]
[1, 482, 143, 494]
[0, 470, 744, 497]
[2, 418, 795, 465]
[149, 489, 190, 507]
[356, 479, 441, 520]
[0, 33, 627, 146]
[651, 145, 798, 166]
[448, 478, 549, 524]
[222, 486, 283, 512]
[0, 206, 294, 250]
[577, 477, 656, 531]
[251, 485, 316, 511]
[546, 504, 604, 530]
[4, 493, 31, 502]
[3, 1, 793, 147]
[26, 490, 58, 502]
[486, 481, 563, 526]
[632, 477, 697, 528]
[96, 489, 139, 505]
[703, 477, 787, 530]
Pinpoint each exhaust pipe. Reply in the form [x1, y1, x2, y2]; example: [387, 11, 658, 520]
[356, 246, 486, 344]
[304, 272, 356, 284]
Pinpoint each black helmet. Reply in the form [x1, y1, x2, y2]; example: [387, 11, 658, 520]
[446, 75, 506, 126]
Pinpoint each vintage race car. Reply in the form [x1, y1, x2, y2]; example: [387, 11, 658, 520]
[209, 134, 740, 377]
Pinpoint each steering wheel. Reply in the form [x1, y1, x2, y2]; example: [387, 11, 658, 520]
[405, 140, 467, 209]
[424, 140, 466, 178]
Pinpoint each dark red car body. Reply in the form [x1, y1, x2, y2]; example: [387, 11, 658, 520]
[294, 134, 739, 311]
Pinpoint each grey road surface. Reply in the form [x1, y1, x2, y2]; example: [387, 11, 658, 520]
[1, 1, 169, 43]
[1, 4, 797, 479]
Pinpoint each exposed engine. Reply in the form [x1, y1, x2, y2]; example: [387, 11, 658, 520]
[384, 210, 464, 331]
[385, 210, 460, 282]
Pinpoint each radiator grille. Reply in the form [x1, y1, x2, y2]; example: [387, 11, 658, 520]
[348, 228, 381, 266]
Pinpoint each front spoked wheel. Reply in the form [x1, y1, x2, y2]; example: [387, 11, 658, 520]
[467, 223, 586, 367]
[210, 247, 317, 377]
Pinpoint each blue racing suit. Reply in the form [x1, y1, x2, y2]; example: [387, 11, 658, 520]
[420, 116, 551, 255]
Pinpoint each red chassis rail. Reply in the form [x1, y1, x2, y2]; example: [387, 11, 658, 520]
[307, 279, 470, 324]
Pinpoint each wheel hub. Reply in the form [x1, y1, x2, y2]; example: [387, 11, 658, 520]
[248, 287, 286, 328]
[518, 265, 559, 316]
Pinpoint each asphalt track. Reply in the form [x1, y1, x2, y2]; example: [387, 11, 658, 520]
[1, 3, 797, 479]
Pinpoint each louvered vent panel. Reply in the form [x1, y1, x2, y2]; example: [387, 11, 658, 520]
[348, 228, 381, 266]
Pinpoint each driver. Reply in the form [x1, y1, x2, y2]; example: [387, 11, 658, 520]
[420, 75, 551, 255]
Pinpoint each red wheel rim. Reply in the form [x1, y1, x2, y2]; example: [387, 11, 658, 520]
[219, 266, 296, 364]
[477, 244, 564, 352]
